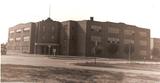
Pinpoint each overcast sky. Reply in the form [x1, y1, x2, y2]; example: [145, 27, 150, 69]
[0, 0, 160, 43]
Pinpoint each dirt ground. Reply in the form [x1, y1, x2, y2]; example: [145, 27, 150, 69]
[1, 64, 160, 83]
[74, 62, 160, 72]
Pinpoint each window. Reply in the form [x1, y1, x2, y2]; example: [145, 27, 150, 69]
[16, 37, 21, 41]
[64, 27, 68, 31]
[63, 24, 67, 28]
[23, 27, 30, 31]
[52, 26, 55, 31]
[9, 38, 14, 41]
[91, 36, 101, 42]
[108, 28, 119, 34]
[9, 30, 14, 34]
[16, 29, 21, 33]
[124, 29, 135, 35]
[42, 36, 45, 40]
[139, 31, 147, 37]
[140, 50, 147, 56]
[107, 37, 120, 44]
[91, 25, 102, 32]
[23, 36, 30, 41]
[139, 40, 147, 46]
[124, 39, 134, 44]
[51, 35, 54, 40]
[43, 26, 45, 32]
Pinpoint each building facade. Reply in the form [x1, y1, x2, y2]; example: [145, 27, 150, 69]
[7, 17, 150, 59]
[7, 22, 36, 54]
[151, 38, 160, 59]
[34, 18, 61, 55]
[73, 19, 150, 59]
[1, 43, 7, 55]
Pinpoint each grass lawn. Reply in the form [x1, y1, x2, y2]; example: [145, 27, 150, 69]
[74, 62, 160, 72]
[1, 64, 160, 83]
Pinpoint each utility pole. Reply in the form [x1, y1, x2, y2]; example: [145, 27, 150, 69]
[48, 45, 51, 55]
[94, 41, 98, 64]
[129, 33, 134, 63]
[128, 43, 131, 62]
[49, 4, 51, 18]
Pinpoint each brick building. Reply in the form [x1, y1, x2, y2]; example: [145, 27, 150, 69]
[7, 17, 150, 59]
[7, 22, 35, 54]
[34, 18, 61, 55]
[151, 38, 160, 59]
[1, 43, 7, 55]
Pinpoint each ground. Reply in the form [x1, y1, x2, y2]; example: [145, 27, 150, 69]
[1, 54, 160, 83]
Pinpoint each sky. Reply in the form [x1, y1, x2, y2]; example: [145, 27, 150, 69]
[0, 0, 160, 43]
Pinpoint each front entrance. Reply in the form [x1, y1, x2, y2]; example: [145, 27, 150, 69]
[41, 46, 58, 55]
[41, 46, 48, 55]
[34, 43, 59, 55]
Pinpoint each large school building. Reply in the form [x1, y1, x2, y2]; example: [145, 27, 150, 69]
[7, 17, 150, 59]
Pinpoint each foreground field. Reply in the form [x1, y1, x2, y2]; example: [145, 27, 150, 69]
[2, 64, 160, 83]
[75, 62, 160, 72]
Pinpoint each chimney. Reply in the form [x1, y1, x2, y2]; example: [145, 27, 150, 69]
[90, 17, 94, 21]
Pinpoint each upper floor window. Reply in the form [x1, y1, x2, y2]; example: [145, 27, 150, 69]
[9, 30, 14, 34]
[139, 31, 147, 37]
[139, 40, 147, 46]
[23, 36, 30, 41]
[140, 50, 147, 56]
[107, 37, 120, 44]
[91, 25, 102, 32]
[23, 27, 30, 31]
[16, 29, 21, 33]
[43, 26, 45, 32]
[15, 37, 21, 41]
[108, 28, 120, 34]
[52, 26, 55, 31]
[124, 39, 134, 44]
[9, 38, 14, 41]
[51, 35, 54, 40]
[42, 36, 45, 40]
[124, 29, 135, 35]
[91, 36, 101, 42]
[154, 39, 160, 45]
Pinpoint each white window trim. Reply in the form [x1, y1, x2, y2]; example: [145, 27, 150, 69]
[10, 30, 14, 34]
[24, 27, 30, 31]
[16, 29, 21, 33]
[108, 37, 120, 43]
[16, 37, 21, 41]
[23, 36, 30, 41]
[124, 39, 134, 44]
[9, 38, 14, 41]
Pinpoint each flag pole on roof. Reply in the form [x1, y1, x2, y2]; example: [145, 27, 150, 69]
[49, 4, 51, 18]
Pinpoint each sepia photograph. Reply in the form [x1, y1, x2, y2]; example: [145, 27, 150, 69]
[0, 0, 160, 83]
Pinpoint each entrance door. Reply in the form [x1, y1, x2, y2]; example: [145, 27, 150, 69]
[41, 46, 48, 55]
